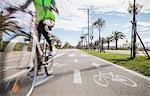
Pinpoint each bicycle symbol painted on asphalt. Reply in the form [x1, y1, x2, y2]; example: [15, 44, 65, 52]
[93, 72, 137, 87]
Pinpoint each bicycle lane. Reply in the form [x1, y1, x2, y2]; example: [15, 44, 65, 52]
[31, 49, 150, 96]
[78, 50, 150, 96]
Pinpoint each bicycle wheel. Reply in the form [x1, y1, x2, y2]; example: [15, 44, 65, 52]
[117, 75, 137, 87]
[93, 75, 109, 87]
[43, 43, 54, 76]
[1, 35, 37, 96]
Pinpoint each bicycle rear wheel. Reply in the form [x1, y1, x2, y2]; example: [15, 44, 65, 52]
[1, 35, 37, 96]
[42, 42, 54, 76]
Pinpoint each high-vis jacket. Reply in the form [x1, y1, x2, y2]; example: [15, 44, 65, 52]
[33, 0, 56, 22]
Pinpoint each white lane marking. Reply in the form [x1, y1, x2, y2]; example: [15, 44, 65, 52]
[54, 62, 68, 68]
[73, 69, 82, 84]
[93, 72, 137, 87]
[80, 50, 150, 82]
[68, 53, 75, 57]
[74, 59, 78, 63]
[91, 62, 101, 67]
[56, 53, 65, 58]
[80, 54, 88, 57]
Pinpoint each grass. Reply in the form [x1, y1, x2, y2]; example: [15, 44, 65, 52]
[82, 50, 150, 76]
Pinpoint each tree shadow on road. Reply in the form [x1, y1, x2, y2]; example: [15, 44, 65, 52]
[49, 64, 112, 83]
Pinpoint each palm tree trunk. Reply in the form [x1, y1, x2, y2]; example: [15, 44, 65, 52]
[99, 26, 101, 52]
[102, 42, 104, 50]
[115, 39, 118, 50]
[107, 42, 109, 50]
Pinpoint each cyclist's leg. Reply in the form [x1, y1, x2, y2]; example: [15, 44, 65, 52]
[37, 20, 53, 52]
[42, 32, 53, 52]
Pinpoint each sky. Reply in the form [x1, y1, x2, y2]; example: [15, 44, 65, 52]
[1, 0, 150, 46]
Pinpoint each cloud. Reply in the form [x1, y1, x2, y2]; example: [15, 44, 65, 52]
[137, 22, 150, 32]
[55, 0, 150, 32]
[1, 0, 150, 45]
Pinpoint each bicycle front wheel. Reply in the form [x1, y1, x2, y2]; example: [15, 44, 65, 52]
[1, 35, 37, 96]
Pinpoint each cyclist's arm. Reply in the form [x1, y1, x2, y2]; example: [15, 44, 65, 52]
[52, 0, 56, 7]
[20, 0, 32, 10]
[51, 0, 59, 14]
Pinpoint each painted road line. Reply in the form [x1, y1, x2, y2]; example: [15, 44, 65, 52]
[68, 53, 75, 57]
[73, 69, 82, 84]
[93, 72, 137, 87]
[80, 54, 88, 57]
[74, 59, 78, 63]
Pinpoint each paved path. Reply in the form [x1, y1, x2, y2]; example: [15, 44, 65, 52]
[30, 49, 150, 96]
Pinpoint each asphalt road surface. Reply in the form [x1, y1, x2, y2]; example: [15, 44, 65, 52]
[30, 49, 150, 96]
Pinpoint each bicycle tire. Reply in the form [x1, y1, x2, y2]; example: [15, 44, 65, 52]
[1, 35, 37, 96]
[44, 56, 54, 76]
[44, 44, 54, 76]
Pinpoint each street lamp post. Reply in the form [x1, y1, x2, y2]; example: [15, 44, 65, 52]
[78, 8, 90, 49]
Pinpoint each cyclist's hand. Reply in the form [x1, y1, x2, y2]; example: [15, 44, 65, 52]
[52, 7, 59, 14]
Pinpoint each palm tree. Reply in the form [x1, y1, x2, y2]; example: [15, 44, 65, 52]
[111, 31, 125, 50]
[55, 39, 62, 49]
[89, 26, 94, 50]
[0, 11, 19, 51]
[93, 40, 99, 50]
[63, 42, 71, 49]
[101, 37, 106, 51]
[93, 18, 105, 52]
[106, 36, 112, 50]
[0, 10, 31, 52]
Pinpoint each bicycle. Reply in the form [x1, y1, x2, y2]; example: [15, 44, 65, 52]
[0, 6, 56, 96]
[93, 72, 137, 87]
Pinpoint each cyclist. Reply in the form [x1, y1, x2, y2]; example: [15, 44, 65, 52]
[6, 0, 59, 56]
